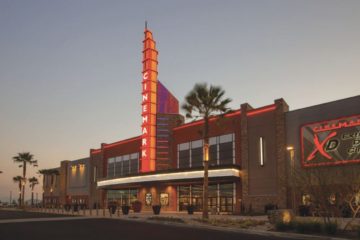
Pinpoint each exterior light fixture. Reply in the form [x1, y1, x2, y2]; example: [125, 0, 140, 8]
[204, 143, 209, 161]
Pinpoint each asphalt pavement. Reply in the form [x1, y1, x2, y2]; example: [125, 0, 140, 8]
[0, 218, 290, 240]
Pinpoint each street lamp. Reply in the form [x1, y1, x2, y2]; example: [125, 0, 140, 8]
[286, 145, 296, 212]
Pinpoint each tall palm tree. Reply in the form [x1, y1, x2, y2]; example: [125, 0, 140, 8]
[182, 83, 231, 219]
[13, 152, 38, 207]
[28, 177, 39, 206]
[13, 176, 24, 206]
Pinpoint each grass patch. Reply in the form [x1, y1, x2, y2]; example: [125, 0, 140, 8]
[193, 218, 266, 229]
[147, 216, 185, 223]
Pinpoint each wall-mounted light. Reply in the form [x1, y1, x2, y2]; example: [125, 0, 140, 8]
[259, 137, 264, 166]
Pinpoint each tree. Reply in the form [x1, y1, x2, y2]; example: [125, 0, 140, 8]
[292, 166, 360, 229]
[28, 177, 39, 206]
[13, 176, 25, 206]
[182, 83, 231, 219]
[13, 152, 38, 207]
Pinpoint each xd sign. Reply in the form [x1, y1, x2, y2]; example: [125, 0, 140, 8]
[301, 114, 360, 167]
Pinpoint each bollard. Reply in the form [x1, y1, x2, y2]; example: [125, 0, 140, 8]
[117, 207, 120, 217]
[83, 207, 85, 216]
[89, 208, 92, 216]
[96, 206, 99, 216]
[103, 207, 105, 217]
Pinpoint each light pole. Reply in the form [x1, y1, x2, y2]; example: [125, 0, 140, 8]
[286, 146, 296, 213]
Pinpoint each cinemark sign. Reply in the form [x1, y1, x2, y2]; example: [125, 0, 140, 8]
[301, 114, 360, 167]
[141, 28, 158, 172]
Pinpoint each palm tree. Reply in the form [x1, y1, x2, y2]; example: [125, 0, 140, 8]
[28, 177, 39, 206]
[13, 152, 38, 207]
[13, 176, 25, 206]
[182, 83, 231, 219]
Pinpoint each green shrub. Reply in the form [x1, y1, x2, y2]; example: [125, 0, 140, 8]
[275, 221, 294, 231]
[323, 222, 337, 235]
[295, 221, 322, 234]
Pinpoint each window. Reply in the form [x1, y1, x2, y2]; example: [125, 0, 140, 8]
[219, 134, 234, 165]
[177, 183, 234, 212]
[115, 156, 122, 177]
[209, 137, 217, 166]
[178, 143, 190, 168]
[107, 153, 139, 178]
[130, 153, 139, 174]
[191, 140, 203, 167]
[107, 158, 115, 177]
[177, 133, 235, 169]
[107, 189, 138, 206]
[122, 155, 130, 176]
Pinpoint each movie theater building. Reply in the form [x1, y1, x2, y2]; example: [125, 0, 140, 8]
[42, 157, 91, 207]
[286, 95, 360, 209]
[94, 27, 290, 214]
[42, 26, 360, 214]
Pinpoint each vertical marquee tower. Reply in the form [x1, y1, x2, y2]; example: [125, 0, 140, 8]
[141, 24, 181, 173]
[141, 25, 158, 172]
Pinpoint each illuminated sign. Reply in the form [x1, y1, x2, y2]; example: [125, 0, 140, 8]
[301, 114, 360, 167]
[141, 28, 158, 172]
[145, 193, 152, 206]
[160, 193, 169, 206]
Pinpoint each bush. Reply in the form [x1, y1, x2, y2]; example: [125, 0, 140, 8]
[323, 222, 337, 235]
[340, 203, 352, 218]
[295, 221, 322, 234]
[275, 221, 294, 231]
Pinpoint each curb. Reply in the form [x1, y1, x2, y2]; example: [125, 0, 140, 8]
[0, 216, 95, 224]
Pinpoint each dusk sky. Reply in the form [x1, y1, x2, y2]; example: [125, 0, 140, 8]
[0, 0, 359, 202]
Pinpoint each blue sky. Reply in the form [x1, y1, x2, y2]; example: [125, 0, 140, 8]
[0, 0, 359, 202]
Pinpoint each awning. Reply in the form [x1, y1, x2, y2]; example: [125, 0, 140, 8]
[97, 168, 241, 188]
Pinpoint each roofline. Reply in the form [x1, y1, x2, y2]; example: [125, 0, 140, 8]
[287, 95, 360, 114]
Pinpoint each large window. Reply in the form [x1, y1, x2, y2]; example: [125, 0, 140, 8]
[107, 153, 139, 178]
[107, 189, 138, 206]
[191, 140, 203, 167]
[219, 134, 234, 165]
[178, 143, 190, 168]
[177, 133, 235, 168]
[177, 183, 235, 212]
